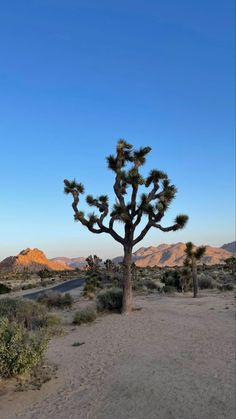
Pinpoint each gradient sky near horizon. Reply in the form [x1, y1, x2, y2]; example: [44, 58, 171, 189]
[0, 0, 235, 261]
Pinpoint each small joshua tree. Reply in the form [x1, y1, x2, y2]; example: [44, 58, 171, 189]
[179, 267, 192, 293]
[184, 242, 206, 298]
[104, 259, 115, 272]
[64, 140, 188, 313]
[86, 255, 102, 273]
[224, 257, 236, 277]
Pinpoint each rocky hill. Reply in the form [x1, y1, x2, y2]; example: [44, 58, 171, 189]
[50, 256, 87, 269]
[134, 243, 233, 267]
[221, 241, 236, 254]
[113, 242, 233, 267]
[0, 248, 71, 273]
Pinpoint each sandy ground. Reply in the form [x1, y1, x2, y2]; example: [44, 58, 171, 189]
[0, 292, 235, 419]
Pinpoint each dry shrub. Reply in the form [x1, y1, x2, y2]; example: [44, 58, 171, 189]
[73, 307, 97, 325]
[37, 291, 73, 309]
[96, 288, 123, 312]
[198, 275, 215, 289]
[217, 283, 234, 291]
[0, 297, 48, 330]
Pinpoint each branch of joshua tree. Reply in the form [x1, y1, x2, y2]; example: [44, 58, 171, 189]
[95, 212, 125, 244]
[71, 191, 79, 214]
[109, 215, 118, 231]
[129, 146, 152, 214]
[133, 215, 152, 245]
[151, 223, 178, 232]
[133, 214, 189, 246]
[134, 178, 174, 217]
[114, 173, 127, 210]
[130, 182, 138, 215]
[86, 195, 108, 211]
[86, 195, 109, 225]
[74, 212, 103, 234]
[195, 246, 206, 260]
[132, 183, 175, 230]
[64, 180, 84, 215]
[65, 183, 125, 245]
[111, 141, 132, 212]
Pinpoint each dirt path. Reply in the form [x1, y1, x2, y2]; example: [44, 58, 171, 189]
[1, 293, 235, 419]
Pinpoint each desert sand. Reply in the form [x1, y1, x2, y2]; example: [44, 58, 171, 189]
[0, 292, 235, 419]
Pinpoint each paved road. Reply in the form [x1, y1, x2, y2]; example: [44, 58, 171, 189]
[23, 277, 85, 300]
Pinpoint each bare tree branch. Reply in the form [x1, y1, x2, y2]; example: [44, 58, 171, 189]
[133, 216, 152, 246]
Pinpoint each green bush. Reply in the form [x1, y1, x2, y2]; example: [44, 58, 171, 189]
[217, 283, 234, 291]
[37, 291, 73, 309]
[198, 275, 215, 289]
[163, 285, 177, 293]
[41, 281, 51, 287]
[46, 314, 63, 336]
[96, 288, 123, 312]
[84, 273, 103, 289]
[143, 279, 164, 291]
[178, 267, 192, 292]
[161, 270, 181, 291]
[132, 281, 143, 291]
[22, 283, 35, 290]
[0, 318, 49, 378]
[63, 292, 73, 307]
[0, 298, 48, 330]
[83, 283, 97, 296]
[144, 279, 159, 290]
[73, 307, 97, 325]
[0, 283, 11, 294]
[38, 269, 53, 279]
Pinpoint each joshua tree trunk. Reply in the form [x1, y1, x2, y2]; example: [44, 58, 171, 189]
[192, 261, 198, 298]
[185, 242, 206, 299]
[122, 246, 133, 313]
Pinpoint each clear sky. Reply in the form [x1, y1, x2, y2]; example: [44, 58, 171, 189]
[0, 0, 235, 261]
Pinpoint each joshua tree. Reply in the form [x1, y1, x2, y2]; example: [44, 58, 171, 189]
[86, 255, 102, 273]
[179, 267, 192, 293]
[64, 139, 188, 313]
[184, 242, 206, 297]
[224, 257, 236, 277]
[104, 259, 115, 272]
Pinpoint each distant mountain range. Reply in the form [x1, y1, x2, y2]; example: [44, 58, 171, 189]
[221, 241, 236, 254]
[131, 242, 234, 267]
[113, 241, 235, 267]
[0, 241, 235, 273]
[50, 256, 87, 269]
[52, 241, 236, 268]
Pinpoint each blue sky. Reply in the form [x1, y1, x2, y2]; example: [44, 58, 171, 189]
[0, 0, 235, 260]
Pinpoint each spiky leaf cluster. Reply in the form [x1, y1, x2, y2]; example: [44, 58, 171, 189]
[133, 146, 152, 167]
[195, 246, 207, 260]
[64, 179, 84, 195]
[110, 202, 129, 222]
[126, 168, 145, 185]
[145, 170, 168, 187]
[88, 213, 99, 226]
[184, 242, 206, 265]
[174, 215, 189, 229]
[85, 194, 109, 213]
